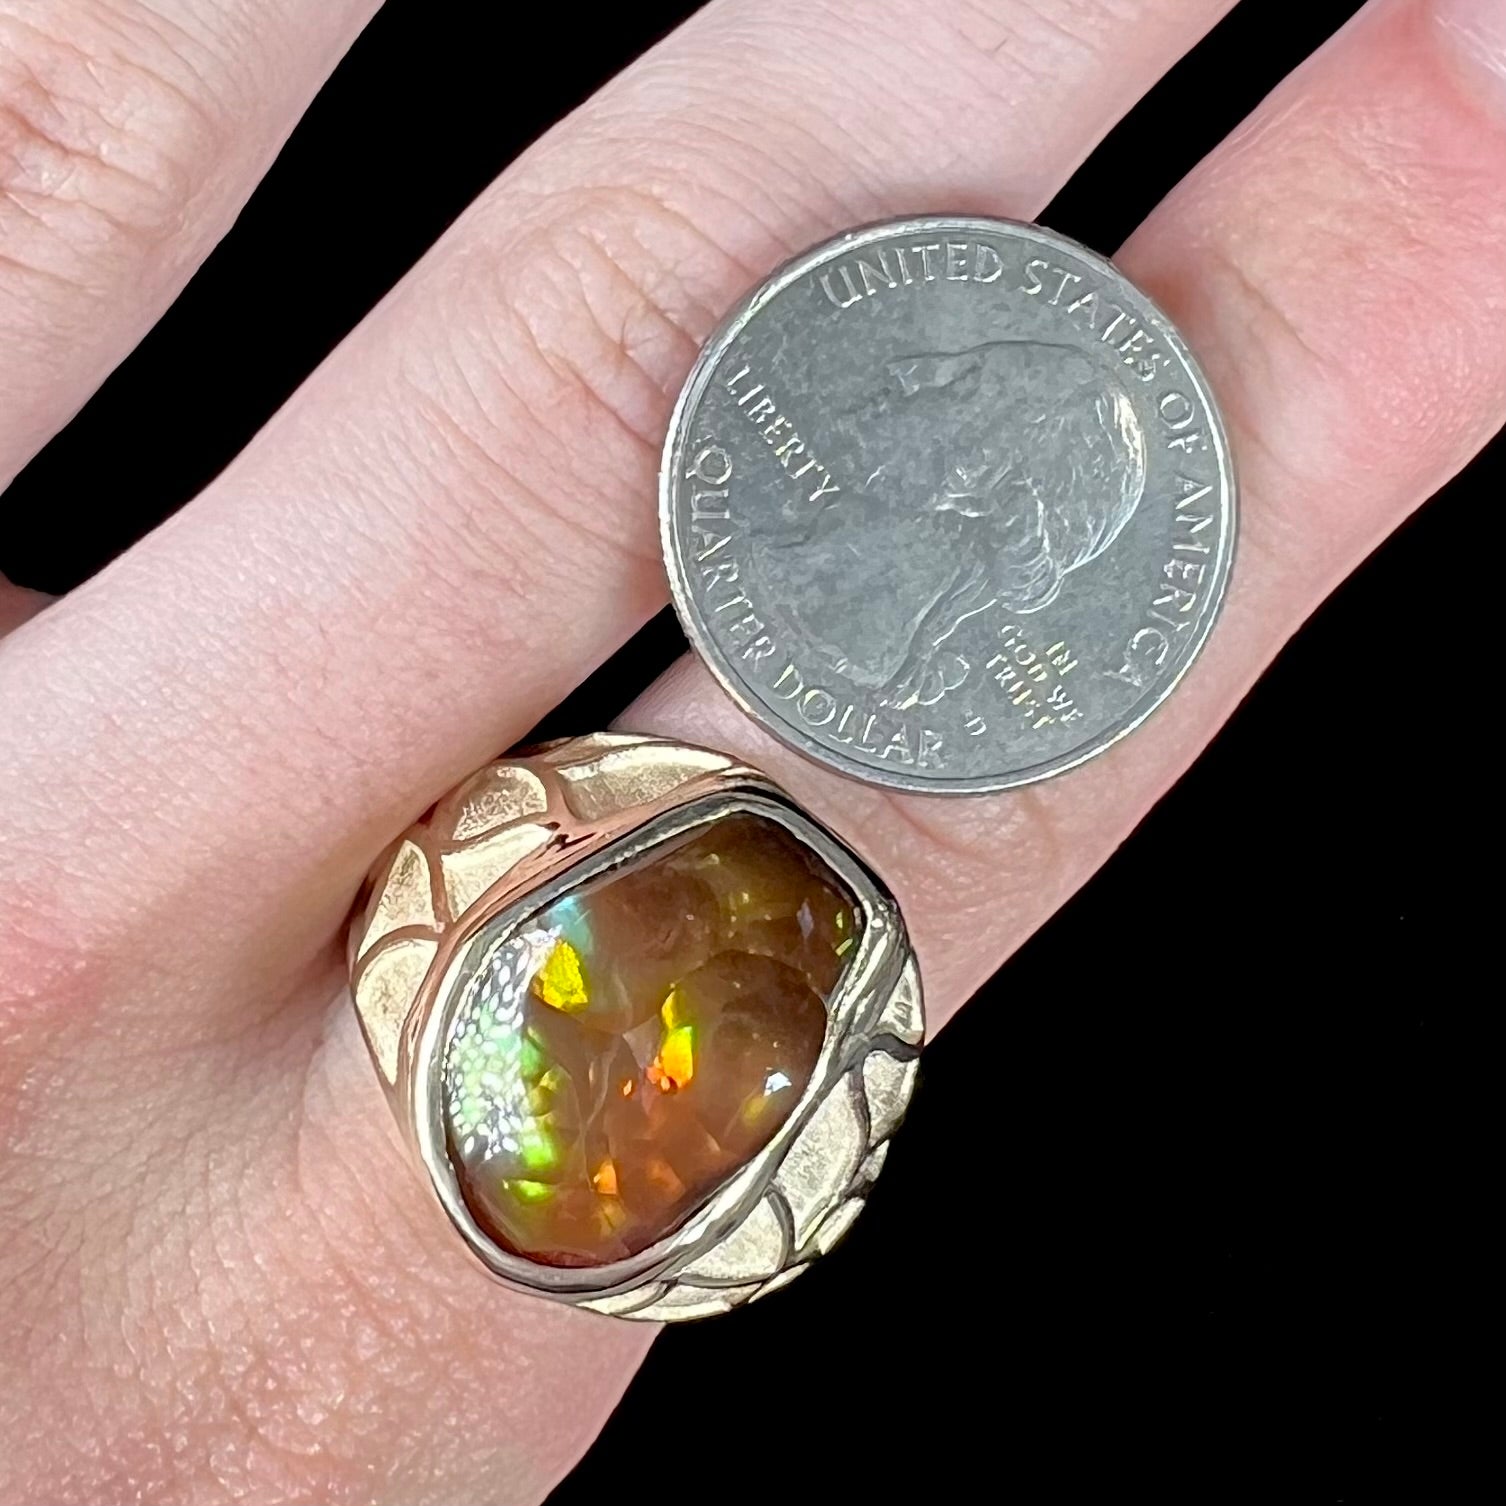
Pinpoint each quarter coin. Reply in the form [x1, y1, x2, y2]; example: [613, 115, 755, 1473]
[660, 216, 1236, 794]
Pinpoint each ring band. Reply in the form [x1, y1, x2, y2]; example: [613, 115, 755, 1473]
[346, 734, 923, 1321]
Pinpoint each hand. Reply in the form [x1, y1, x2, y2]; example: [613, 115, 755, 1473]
[1, 0, 1500, 1501]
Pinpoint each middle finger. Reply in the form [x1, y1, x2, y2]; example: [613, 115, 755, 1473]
[0, 0, 1236, 1008]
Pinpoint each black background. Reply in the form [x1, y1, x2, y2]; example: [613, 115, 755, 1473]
[2, 1, 1489, 1501]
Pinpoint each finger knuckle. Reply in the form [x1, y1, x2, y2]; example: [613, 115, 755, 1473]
[1159, 233, 1351, 581]
[1172, 52, 1506, 589]
[503, 184, 732, 441]
[397, 182, 756, 592]
[0, 9, 224, 287]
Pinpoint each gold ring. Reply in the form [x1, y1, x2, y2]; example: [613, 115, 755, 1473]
[346, 734, 922, 1321]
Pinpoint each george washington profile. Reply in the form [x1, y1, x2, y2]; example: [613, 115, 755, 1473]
[753, 339, 1148, 709]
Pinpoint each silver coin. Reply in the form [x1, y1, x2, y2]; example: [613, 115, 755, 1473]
[660, 216, 1236, 795]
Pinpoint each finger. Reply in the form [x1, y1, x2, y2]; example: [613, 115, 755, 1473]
[0, 0, 381, 489]
[0, 0, 1239, 1017]
[625, 0, 1506, 1029]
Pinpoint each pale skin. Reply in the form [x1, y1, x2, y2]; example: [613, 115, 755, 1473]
[0, 0, 1501, 1499]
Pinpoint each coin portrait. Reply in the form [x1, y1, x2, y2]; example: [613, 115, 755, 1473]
[661, 217, 1236, 794]
[758, 338, 1150, 713]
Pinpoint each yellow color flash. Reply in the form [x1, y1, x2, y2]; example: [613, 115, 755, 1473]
[591, 1159, 619, 1197]
[648, 1023, 696, 1092]
[533, 940, 588, 1012]
[659, 986, 690, 1030]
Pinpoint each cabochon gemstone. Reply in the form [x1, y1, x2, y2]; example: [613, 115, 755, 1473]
[442, 813, 859, 1267]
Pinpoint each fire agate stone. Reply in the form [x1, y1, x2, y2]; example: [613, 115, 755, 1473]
[442, 813, 859, 1266]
